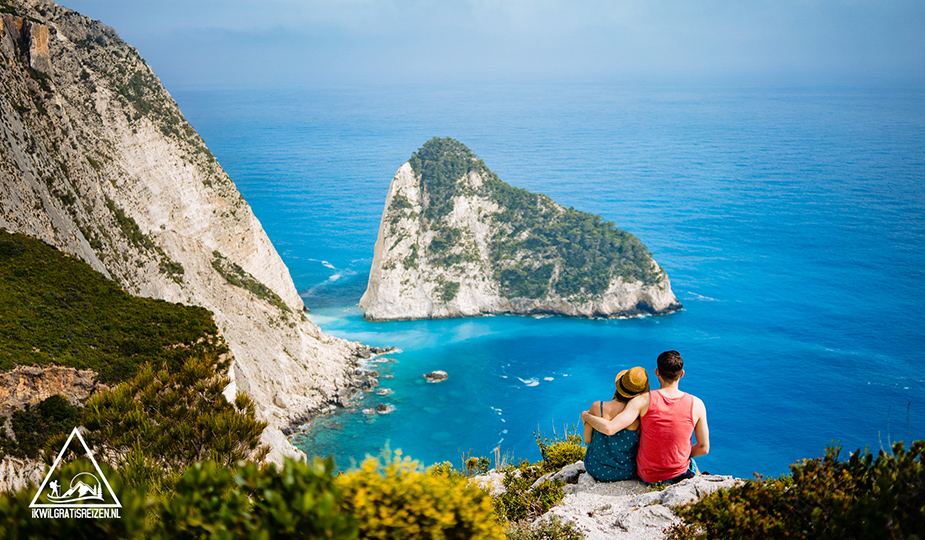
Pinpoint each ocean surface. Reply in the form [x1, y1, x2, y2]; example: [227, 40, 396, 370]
[172, 81, 925, 479]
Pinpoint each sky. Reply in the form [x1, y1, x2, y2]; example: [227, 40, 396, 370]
[57, 0, 925, 88]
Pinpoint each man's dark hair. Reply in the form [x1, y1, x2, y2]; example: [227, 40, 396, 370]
[657, 350, 684, 381]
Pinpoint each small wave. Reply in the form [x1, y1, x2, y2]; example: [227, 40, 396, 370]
[328, 273, 342, 282]
[321, 260, 336, 270]
[517, 377, 540, 387]
[544, 377, 554, 381]
[687, 292, 718, 302]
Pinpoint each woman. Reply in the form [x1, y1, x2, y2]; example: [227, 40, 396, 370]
[582, 366, 649, 481]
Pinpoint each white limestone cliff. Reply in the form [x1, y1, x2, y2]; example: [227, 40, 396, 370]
[361, 143, 682, 321]
[0, 0, 370, 464]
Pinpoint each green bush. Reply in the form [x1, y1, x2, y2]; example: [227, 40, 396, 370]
[0, 395, 81, 459]
[466, 456, 492, 476]
[0, 459, 150, 539]
[535, 426, 585, 473]
[667, 440, 925, 540]
[492, 460, 565, 524]
[81, 355, 268, 485]
[156, 458, 357, 540]
[337, 449, 505, 540]
[506, 515, 584, 540]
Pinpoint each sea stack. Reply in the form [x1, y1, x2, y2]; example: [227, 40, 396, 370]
[360, 138, 682, 320]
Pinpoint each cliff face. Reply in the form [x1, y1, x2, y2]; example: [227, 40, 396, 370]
[0, 0, 366, 461]
[361, 138, 681, 321]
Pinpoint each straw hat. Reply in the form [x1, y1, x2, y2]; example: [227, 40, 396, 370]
[614, 366, 649, 399]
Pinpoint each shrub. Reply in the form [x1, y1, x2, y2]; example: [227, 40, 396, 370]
[506, 515, 584, 540]
[492, 460, 564, 523]
[0, 395, 81, 459]
[535, 425, 585, 473]
[428, 461, 467, 482]
[0, 459, 150, 539]
[466, 456, 492, 476]
[337, 449, 505, 540]
[667, 440, 925, 540]
[156, 458, 357, 540]
[81, 355, 268, 480]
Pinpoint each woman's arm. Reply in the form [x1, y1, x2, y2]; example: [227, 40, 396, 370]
[583, 401, 601, 444]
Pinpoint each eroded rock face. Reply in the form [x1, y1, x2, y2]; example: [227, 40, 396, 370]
[361, 138, 682, 321]
[0, 0, 367, 462]
[0, 365, 101, 418]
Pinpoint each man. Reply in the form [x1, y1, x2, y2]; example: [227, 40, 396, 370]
[581, 350, 709, 483]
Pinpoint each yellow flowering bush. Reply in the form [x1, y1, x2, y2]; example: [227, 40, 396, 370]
[337, 449, 505, 540]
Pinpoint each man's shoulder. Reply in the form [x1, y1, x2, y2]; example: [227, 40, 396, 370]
[687, 393, 707, 414]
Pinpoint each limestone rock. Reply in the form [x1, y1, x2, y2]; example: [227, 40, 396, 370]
[541, 473, 743, 540]
[531, 460, 586, 489]
[0, 0, 368, 465]
[361, 138, 681, 321]
[470, 468, 520, 497]
[0, 456, 45, 493]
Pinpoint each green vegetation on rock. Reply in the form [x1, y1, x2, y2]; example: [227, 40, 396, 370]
[407, 137, 661, 300]
[212, 250, 290, 312]
[667, 441, 925, 540]
[0, 395, 80, 460]
[0, 230, 225, 383]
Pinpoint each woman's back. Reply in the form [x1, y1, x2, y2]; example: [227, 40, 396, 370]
[584, 399, 640, 481]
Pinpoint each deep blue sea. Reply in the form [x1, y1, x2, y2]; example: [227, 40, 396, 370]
[172, 81, 925, 479]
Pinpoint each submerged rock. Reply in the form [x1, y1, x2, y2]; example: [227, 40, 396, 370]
[424, 370, 449, 382]
[376, 403, 394, 414]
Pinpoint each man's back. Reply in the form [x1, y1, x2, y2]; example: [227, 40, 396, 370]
[637, 389, 696, 483]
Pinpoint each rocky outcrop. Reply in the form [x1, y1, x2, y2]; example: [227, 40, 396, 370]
[473, 462, 742, 540]
[0, 455, 45, 494]
[0, 0, 367, 463]
[361, 138, 681, 321]
[542, 472, 741, 540]
[0, 365, 101, 418]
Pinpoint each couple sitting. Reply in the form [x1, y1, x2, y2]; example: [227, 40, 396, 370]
[580, 350, 710, 484]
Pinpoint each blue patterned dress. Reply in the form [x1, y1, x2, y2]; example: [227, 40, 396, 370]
[584, 400, 640, 481]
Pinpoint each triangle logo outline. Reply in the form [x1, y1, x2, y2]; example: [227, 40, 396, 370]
[29, 427, 122, 509]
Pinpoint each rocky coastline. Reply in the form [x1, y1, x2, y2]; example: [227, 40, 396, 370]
[0, 0, 376, 466]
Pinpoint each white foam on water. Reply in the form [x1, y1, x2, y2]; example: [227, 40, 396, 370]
[517, 377, 540, 387]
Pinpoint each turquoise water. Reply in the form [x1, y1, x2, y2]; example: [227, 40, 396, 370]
[174, 82, 925, 478]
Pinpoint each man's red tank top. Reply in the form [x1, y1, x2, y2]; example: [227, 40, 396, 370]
[636, 390, 694, 483]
